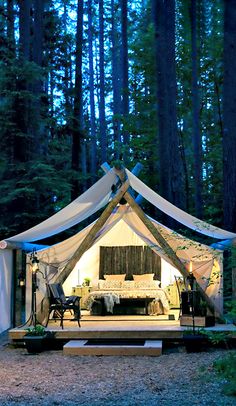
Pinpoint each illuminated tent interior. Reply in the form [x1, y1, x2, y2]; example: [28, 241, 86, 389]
[1, 165, 234, 332]
[32, 204, 223, 322]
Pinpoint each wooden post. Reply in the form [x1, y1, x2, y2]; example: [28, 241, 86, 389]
[0, 241, 48, 252]
[231, 242, 236, 299]
[56, 180, 130, 284]
[102, 162, 144, 203]
[0, 241, 24, 250]
[123, 191, 220, 317]
[14, 250, 24, 326]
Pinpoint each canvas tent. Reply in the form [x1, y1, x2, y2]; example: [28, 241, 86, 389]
[31, 205, 223, 321]
[0, 165, 235, 333]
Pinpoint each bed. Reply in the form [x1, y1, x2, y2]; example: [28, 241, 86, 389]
[84, 275, 170, 316]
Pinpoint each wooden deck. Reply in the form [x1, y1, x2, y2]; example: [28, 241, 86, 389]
[9, 310, 236, 342]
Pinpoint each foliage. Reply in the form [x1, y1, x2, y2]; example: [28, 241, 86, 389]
[213, 352, 236, 396]
[225, 300, 236, 322]
[25, 325, 46, 337]
[183, 327, 233, 351]
[83, 277, 91, 286]
[182, 327, 206, 337]
[0, 0, 232, 270]
[199, 329, 229, 346]
[176, 0, 223, 221]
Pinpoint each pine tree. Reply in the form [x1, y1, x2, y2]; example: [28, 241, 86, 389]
[223, 0, 236, 231]
[152, 0, 185, 213]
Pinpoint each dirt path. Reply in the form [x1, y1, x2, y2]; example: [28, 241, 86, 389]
[0, 338, 235, 406]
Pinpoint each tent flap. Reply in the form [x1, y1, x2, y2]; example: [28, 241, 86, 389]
[127, 169, 236, 240]
[6, 169, 117, 243]
[0, 250, 13, 333]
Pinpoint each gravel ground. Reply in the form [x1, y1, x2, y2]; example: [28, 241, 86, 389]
[0, 335, 235, 406]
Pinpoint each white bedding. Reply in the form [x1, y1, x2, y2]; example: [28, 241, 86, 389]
[85, 283, 170, 315]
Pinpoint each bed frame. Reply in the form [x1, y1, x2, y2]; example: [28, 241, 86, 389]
[99, 245, 161, 281]
[89, 246, 163, 316]
[91, 297, 156, 316]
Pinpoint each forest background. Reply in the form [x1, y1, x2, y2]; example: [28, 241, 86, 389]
[0, 0, 236, 250]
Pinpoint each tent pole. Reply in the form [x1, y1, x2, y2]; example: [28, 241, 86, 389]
[123, 191, 220, 318]
[102, 162, 144, 203]
[55, 180, 130, 285]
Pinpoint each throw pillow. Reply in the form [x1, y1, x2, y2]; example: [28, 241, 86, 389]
[133, 273, 155, 282]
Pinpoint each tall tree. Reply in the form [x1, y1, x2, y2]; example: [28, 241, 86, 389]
[32, 0, 45, 155]
[121, 0, 129, 150]
[16, 0, 31, 162]
[223, 0, 236, 231]
[111, 0, 121, 154]
[7, 0, 15, 52]
[99, 0, 107, 162]
[88, 0, 97, 177]
[176, 0, 224, 225]
[19, 0, 31, 60]
[0, 0, 228, 238]
[71, 0, 84, 199]
[189, 0, 203, 218]
[152, 0, 185, 212]
[61, 0, 73, 140]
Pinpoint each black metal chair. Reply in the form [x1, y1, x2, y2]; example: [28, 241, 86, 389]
[46, 283, 81, 329]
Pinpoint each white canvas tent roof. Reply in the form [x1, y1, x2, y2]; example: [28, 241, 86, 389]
[0, 165, 234, 332]
[2, 166, 236, 246]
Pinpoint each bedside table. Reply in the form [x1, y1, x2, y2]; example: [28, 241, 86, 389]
[72, 286, 92, 309]
[166, 284, 180, 308]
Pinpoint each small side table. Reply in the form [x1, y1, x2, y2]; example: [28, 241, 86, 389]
[72, 285, 92, 309]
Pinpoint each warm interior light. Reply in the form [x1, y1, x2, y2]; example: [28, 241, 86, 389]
[31, 249, 40, 274]
[32, 261, 39, 274]
[18, 272, 25, 287]
[189, 260, 193, 274]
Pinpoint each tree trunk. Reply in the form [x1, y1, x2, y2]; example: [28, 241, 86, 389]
[19, 0, 31, 60]
[88, 0, 97, 179]
[71, 0, 84, 200]
[99, 0, 107, 162]
[121, 0, 129, 150]
[7, 0, 15, 52]
[111, 0, 121, 155]
[32, 0, 44, 155]
[179, 127, 190, 213]
[189, 0, 203, 218]
[62, 1, 73, 144]
[223, 0, 236, 232]
[165, 0, 185, 209]
[15, 0, 31, 162]
[152, 0, 168, 200]
[152, 0, 185, 216]
[32, 0, 43, 68]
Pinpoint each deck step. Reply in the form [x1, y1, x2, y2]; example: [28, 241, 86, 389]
[63, 339, 162, 356]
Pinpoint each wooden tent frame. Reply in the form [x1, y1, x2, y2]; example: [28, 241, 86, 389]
[56, 164, 219, 317]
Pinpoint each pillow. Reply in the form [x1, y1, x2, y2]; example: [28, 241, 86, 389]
[134, 280, 161, 289]
[133, 273, 154, 282]
[98, 279, 122, 289]
[104, 274, 126, 282]
[98, 279, 105, 289]
[122, 280, 135, 289]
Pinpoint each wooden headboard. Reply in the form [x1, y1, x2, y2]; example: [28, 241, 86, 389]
[99, 246, 161, 280]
